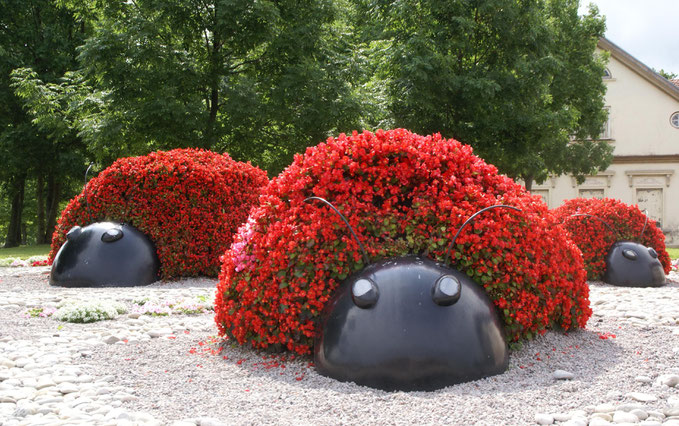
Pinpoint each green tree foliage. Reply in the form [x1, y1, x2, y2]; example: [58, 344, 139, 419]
[367, 0, 612, 189]
[57, 0, 362, 173]
[0, 0, 86, 246]
[2, 0, 619, 244]
[654, 68, 678, 80]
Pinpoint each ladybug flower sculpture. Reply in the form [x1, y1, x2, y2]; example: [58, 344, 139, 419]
[49, 148, 268, 285]
[309, 197, 518, 391]
[563, 213, 666, 287]
[50, 165, 161, 287]
[554, 197, 671, 284]
[216, 129, 591, 391]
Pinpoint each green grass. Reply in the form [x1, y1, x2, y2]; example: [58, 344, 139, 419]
[0, 244, 50, 259]
[1, 243, 677, 260]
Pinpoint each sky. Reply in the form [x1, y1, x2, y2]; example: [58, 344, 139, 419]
[578, 0, 679, 76]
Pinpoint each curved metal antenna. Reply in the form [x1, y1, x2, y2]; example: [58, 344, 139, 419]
[639, 209, 649, 238]
[304, 197, 370, 265]
[84, 164, 94, 223]
[444, 205, 522, 260]
[566, 214, 618, 238]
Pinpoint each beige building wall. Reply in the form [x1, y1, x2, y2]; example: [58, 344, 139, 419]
[530, 39, 679, 245]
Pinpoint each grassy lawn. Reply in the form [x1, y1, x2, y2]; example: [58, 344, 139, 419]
[667, 247, 679, 260]
[1, 244, 677, 261]
[0, 244, 50, 259]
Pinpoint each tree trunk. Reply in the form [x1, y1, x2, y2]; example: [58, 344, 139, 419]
[205, 86, 219, 147]
[36, 173, 46, 244]
[204, 29, 221, 149]
[523, 175, 534, 192]
[43, 173, 60, 243]
[4, 175, 26, 248]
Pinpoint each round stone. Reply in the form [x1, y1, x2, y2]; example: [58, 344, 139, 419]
[613, 411, 639, 423]
[627, 392, 657, 403]
[552, 370, 575, 380]
[535, 413, 554, 425]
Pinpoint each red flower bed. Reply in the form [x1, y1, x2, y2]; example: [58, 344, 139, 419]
[552, 198, 671, 280]
[215, 129, 591, 354]
[49, 148, 268, 279]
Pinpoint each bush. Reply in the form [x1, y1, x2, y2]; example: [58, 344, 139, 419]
[49, 148, 268, 279]
[54, 300, 127, 323]
[215, 129, 591, 354]
[552, 198, 671, 280]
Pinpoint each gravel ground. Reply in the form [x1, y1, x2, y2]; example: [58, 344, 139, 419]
[1, 266, 678, 425]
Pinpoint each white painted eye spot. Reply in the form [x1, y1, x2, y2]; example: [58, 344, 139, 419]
[351, 278, 379, 309]
[101, 228, 123, 243]
[433, 275, 462, 306]
[353, 279, 373, 297]
[622, 249, 638, 260]
[438, 276, 460, 297]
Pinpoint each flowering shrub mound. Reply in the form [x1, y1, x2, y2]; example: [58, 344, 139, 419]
[552, 198, 671, 280]
[215, 129, 591, 354]
[49, 148, 268, 279]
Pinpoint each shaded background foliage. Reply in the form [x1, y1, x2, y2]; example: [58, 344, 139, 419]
[2, 0, 615, 247]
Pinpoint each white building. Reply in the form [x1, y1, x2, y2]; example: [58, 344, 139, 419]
[531, 38, 679, 246]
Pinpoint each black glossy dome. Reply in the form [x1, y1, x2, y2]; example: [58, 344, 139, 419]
[50, 222, 160, 287]
[314, 255, 508, 391]
[603, 241, 666, 287]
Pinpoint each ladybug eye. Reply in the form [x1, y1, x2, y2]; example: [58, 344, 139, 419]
[101, 228, 123, 243]
[648, 247, 658, 259]
[433, 275, 461, 306]
[66, 226, 82, 241]
[351, 278, 379, 309]
[622, 249, 638, 261]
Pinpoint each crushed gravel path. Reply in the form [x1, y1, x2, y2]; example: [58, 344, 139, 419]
[1, 266, 678, 425]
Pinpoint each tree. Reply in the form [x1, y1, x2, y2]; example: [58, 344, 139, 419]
[654, 68, 678, 80]
[0, 0, 86, 246]
[368, 0, 611, 190]
[59, 0, 363, 173]
[10, 68, 88, 243]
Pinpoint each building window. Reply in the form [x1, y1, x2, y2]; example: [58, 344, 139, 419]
[603, 68, 612, 79]
[579, 188, 605, 199]
[625, 170, 674, 228]
[636, 188, 663, 228]
[671, 111, 679, 129]
[600, 106, 611, 139]
[531, 189, 550, 207]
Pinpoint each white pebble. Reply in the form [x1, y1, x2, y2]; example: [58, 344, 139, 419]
[552, 370, 574, 380]
[596, 404, 616, 413]
[657, 374, 679, 387]
[561, 417, 587, 426]
[665, 407, 679, 417]
[612, 410, 638, 423]
[535, 413, 554, 424]
[635, 375, 652, 383]
[591, 413, 613, 421]
[629, 408, 648, 420]
[588, 417, 611, 426]
[57, 382, 79, 394]
[627, 392, 657, 403]
[147, 328, 173, 338]
[103, 335, 120, 345]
